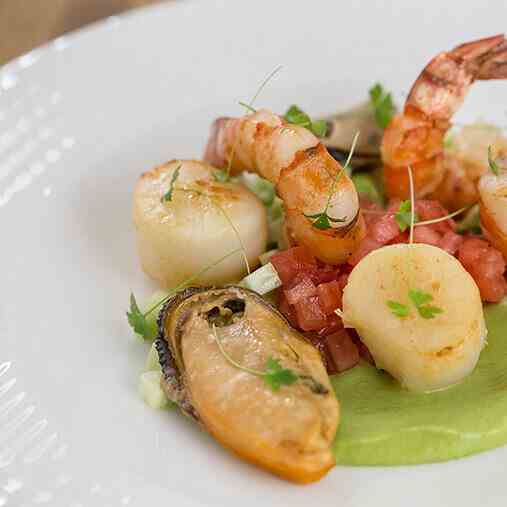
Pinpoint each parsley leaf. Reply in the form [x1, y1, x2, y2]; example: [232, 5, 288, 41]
[284, 105, 328, 137]
[127, 293, 154, 340]
[387, 300, 410, 318]
[262, 357, 299, 390]
[369, 83, 395, 129]
[161, 164, 181, 202]
[395, 200, 418, 232]
[408, 289, 443, 319]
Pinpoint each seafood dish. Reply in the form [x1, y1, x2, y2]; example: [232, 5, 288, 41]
[128, 35, 507, 483]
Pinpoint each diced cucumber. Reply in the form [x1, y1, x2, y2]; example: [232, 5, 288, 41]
[138, 371, 173, 410]
[240, 262, 282, 295]
[144, 342, 161, 372]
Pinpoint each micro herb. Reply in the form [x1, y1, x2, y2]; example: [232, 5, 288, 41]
[212, 169, 231, 183]
[126, 248, 242, 340]
[387, 165, 444, 319]
[304, 131, 360, 230]
[395, 200, 419, 232]
[223, 65, 283, 182]
[369, 82, 395, 129]
[263, 357, 299, 390]
[212, 324, 299, 391]
[127, 293, 153, 338]
[160, 164, 181, 203]
[387, 300, 410, 318]
[488, 145, 506, 175]
[408, 289, 444, 319]
[284, 104, 328, 137]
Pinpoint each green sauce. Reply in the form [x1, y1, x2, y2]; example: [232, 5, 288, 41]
[331, 301, 507, 465]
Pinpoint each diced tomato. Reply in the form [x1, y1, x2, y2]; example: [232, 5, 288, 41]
[369, 213, 400, 244]
[458, 237, 507, 303]
[323, 330, 360, 373]
[284, 274, 316, 305]
[270, 246, 317, 285]
[415, 200, 455, 234]
[337, 273, 349, 291]
[310, 265, 340, 284]
[458, 237, 488, 266]
[348, 236, 383, 266]
[294, 296, 328, 331]
[387, 231, 409, 245]
[277, 291, 299, 329]
[316, 280, 342, 315]
[317, 313, 344, 337]
[439, 230, 464, 255]
[413, 225, 441, 247]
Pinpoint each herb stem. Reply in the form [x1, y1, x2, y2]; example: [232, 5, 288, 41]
[324, 132, 360, 213]
[415, 206, 469, 227]
[142, 247, 242, 317]
[408, 165, 415, 245]
[212, 324, 265, 376]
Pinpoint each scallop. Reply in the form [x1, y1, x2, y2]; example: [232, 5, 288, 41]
[156, 286, 339, 483]
[133, 160, 268, 288]
[342, 243, 487, 392]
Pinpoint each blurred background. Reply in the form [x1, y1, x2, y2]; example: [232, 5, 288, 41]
[0, 0, 166, 65]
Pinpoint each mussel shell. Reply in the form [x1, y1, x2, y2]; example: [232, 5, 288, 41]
[319, 101, 387, 169]
[156, 285, 339, 483]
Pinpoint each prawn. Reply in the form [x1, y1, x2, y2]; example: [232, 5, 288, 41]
[382, 34, 507, 210]
[204, 109, 366, 264]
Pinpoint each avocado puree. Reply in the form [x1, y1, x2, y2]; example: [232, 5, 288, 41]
[332, 301, 507, 465]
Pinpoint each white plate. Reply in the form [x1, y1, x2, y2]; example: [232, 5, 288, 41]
[1, 0, 506, 505]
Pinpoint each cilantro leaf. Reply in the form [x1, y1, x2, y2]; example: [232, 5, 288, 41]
[262, 357, 298, 390]
[387, 300, 410, 318]
[395, 200, 418, 232]
[408, 288, 433, 307]
[285, 105, 312, 128]
[310, 119, 328, 137]
[161, 164, 181, 202]
[127, 293, 154, 340]
[408, 289, 443, 319]
[284, 105, 327, 137]
[369, 83, 395, 129]
[303, 211, 346, 230]
[212, 169, 230, 183]
[418, 305, 444, 319]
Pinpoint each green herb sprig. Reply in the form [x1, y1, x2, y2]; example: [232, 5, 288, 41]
[160, 164, 181, 202]
[304, 131, 360, 231]
[212, 325, 327, 393]
[386, 165, 444, 320]
[488, 145, 506, 175]
[127, 248, 242, 340]
[284, 105, 328, 137]
[369, 82, 395, 129]
[395, 200, 419, 232]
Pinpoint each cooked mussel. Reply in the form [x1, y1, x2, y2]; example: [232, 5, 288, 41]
[319, 101, 385, 168]
[156, 286, 339, 483]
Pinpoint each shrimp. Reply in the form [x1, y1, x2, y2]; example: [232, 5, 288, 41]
[204, 109, 366, 264]
[382, 34, 507, 210]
